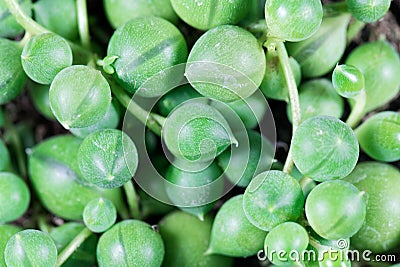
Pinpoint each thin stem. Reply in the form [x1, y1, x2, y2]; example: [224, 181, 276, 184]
[55, 227, 92, 267]
[346, 91, 366, 128]
[108, 78, 164, 136]
[347, 19, 366, 44]
[274, 42, 301, 174]
[123, 180, 141, 219]
[4, 0, 49, 35]
[76, 0, 91, 49]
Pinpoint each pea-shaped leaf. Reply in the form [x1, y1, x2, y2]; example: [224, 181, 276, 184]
[0, 0, 32, 38]
[211, 92, 268, 130]
[170, 0, 249, 30]
[97, 220, 164, 267]
[49, 65, 111, 129]
[0, 225, 21, 266]
[356, 111, 400, 162]
[159, 211, 233, 267]
[345, 40, 400, 113]
[50, 222, 97, 267]
[344, 162, 400, 253]
[292, 116, 359, 182]
[0, 172, 30, 223]
[260, 51, 301, 102]
[78, 129, 138, 188]
[83, 198, 117, 233]
[332, 64, 365, 98]
[28, 135, 126, 220]
[265, 0, 323, 42]
[286, 13, 350, 78]
[165, 161, 223, 220]
[287, 79, 344, 123]
[186, 25, 266, 102]
[104, 0, 178, 29]
[347, 0, 391, 23]
[208, 195, 267, 257]
[33, 0, 79, 40]
[218, 130, 273, 187]
[243, 170, 304, 231]
[156, 84, 202, 117]
[306, 180, 366, 240]
[0, 38, 27, 105]
[0, 139, 10, 171]
[107, 17, 187, 95]
[27, 81, 55, 120]
[5, 230, 58, 267]
[162, 101, 237, 162]
[70, 101, 120, 139]
[264, 222, 309, 266]
[22, 33, 73, 85]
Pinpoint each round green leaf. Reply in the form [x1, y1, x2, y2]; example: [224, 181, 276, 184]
[107, 16, 187, 95]
[243, 170, 304, 231]
[22, 33, 72, 85]
[332, 64, 365, 98]
[344, 162, 400, 253]
[356, 111, 400, 162]
[347, 0, 391, 23]
[305, 180, 366, 240]
[292, 116, 359, 181]
[27, 81, 55, 120]
[0, 172, 30, 223]
[162, 101, 236, 162]
[70, 101, 120, 139]
[159, 211, 233, 267]
[49, 65, 111, 129]
[104, 0, 178, 29]
[5, 230, 57, 267]
[345, 40, 400, 113]
[97, 220, 164, 267]
[265, 0, 323, 42]
[165, 161, 223, 220]
[28, 135, 126, 220]
[78, 129, 138, 188]
[83, 198, 117, 233]
[186, 25, 266, 102]
[209, 195, 267, 257]
[170, 0, 249, 30]
[264, 222, 309, 266]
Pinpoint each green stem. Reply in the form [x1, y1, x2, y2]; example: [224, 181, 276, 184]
[108, 79, 164, 136]
[347, 19, 366, 44]
[37, 215, 52, 233]
[3, 117, 27, 178]
[346, 91, 366, 128]
[323, 1, 349, 17]
[123, 180, 141, 219]
[4, 0, 49, 35]
[76, 0, 91, 49]
[274, 42, 301, 174]
[55, 227, 92, 267]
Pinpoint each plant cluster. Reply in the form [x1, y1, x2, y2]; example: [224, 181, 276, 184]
[0, 0, 399, 266]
